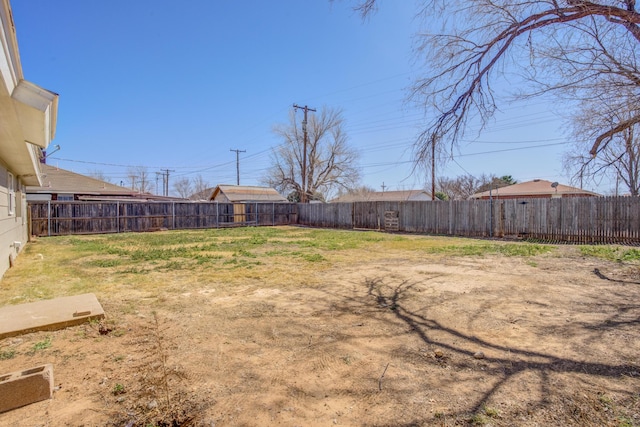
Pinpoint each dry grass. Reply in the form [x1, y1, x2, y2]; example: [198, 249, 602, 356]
[0, 226, 638, 426]
[1, 227, 554, 307]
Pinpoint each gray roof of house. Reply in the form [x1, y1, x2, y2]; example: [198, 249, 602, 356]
[26, 164, 181, 201]
[27, 164, 134, 195]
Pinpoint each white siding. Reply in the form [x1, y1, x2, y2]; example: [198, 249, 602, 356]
[0, 163, 28, 278]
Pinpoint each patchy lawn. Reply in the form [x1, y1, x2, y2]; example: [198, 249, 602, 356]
[0, 226, 638, 426]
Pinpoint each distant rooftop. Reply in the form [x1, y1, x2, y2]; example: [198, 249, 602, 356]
[27, 164, 133, 195]
[471, 179, 601, 199]
[331, 190, 432, 203]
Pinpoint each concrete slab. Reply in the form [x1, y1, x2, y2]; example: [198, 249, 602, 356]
[0, 364, 53, 413]
[0, 293, 104, 339]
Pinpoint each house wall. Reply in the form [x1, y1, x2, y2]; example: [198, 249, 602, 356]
[0, 1, 57, 281]
[0, 161, 28, 278]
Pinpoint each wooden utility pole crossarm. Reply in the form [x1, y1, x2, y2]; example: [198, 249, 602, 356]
[293, 104, 316, 203]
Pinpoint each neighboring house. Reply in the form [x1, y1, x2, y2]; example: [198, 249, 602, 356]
[331, 190, 432, 203]
[209, 185, 287, 203]
[0, 0, 58, 277]
[470, 179, 601, 199]
[190, 187, 216, 202]
[26, 164, 180, 202]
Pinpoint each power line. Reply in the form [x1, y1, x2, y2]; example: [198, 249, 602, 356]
[48, 156, 232, 171]
[358, 141, 567, 170]
[47, 101, 571, 191]
[453, 142, 565, 158]
[462, 137, 565, 144]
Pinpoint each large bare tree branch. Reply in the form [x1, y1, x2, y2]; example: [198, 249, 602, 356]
[590, 115, 640, 156]
[350, 0, 640, 178]
[423, 3, 640, 148]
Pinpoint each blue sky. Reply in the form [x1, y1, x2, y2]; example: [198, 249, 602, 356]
[12, 1, 613, 196]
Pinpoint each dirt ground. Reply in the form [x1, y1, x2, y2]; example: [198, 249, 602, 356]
[0, 239, 639, 426]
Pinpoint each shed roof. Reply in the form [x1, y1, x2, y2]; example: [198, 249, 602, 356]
[470, 179, 601, 199]
[210, 185, 287, 202]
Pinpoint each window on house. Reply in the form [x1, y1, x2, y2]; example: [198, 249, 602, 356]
[7, 172, 15, 216]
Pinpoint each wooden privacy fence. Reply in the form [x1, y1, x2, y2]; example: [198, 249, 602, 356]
[29, 201, 297, 236]
[297, 197, 640, 244]
[29, 197, 640, 244]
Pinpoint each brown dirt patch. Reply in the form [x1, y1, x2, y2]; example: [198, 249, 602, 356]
[0, 237, 639, 426]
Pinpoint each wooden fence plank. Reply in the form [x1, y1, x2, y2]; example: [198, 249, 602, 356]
[29, 197, 640, 244]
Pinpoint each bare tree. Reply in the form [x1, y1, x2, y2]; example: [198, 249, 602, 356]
[139, 167, 153, 193]
[264, 107, 361, 202]
[474, 174, 517, 194]
[127, 166, 153, 193]
[613, 130, 640, 195]
[436, 175, 482, 200]
[347, 1, 640, 177]
[565, 97, 640, 195]
[87, 169, 112, 184]
[126, 168, 138, 191]
[436, 173, 514, 200]
[333, 185, 377, 201]
[191, 175, 211, 200]
[173, 177, 193, 199]
[346, 184, 377, 195]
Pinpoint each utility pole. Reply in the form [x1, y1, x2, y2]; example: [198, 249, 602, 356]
[160, 169, 174, 197]
[155, 172, 161, 195]
[230, 148, 246, 186]
[381, 182, 387, 193]
[293, 104, 316, 203]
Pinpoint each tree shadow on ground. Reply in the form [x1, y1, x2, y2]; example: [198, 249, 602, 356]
[318, 274, 640, 425]
[593, 267, 640, 285]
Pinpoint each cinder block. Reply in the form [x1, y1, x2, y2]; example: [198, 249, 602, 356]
[0, 364, 53, 413]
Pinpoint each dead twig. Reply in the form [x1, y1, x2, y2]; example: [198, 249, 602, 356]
[378, 362, 390, 391]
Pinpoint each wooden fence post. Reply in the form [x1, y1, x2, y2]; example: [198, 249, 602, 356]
[172, 202, 175, 230]
[47, 201, 51, 237]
